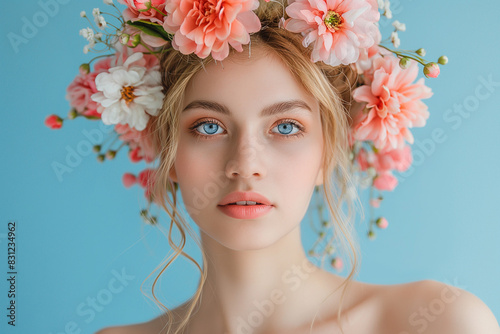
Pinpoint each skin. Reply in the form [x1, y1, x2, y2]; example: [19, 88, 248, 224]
[96, 47, 500, 334]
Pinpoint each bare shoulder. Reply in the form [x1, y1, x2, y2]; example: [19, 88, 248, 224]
[94, 313, 171, 334]
[375, 279, 500, 334]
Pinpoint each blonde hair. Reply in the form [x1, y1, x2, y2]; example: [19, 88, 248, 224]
[146, 1, 364, 333]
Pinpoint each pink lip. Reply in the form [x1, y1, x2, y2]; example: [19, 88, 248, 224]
[218, 191, 272, 206]
[217, 203, 274, 219]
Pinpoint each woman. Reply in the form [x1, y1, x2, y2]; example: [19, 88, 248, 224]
[50, 0, 499, 333]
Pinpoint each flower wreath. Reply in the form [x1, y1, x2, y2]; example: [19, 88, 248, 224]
[45, 0, 447, 271]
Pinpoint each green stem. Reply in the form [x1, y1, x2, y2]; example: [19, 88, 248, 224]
[88, 53, 115, 66]
[378, 44, 427, 64]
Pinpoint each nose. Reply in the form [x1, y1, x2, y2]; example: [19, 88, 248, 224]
[225, 132, 267, 180]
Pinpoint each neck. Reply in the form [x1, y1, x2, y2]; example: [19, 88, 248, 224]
[184, 226, 346, 333]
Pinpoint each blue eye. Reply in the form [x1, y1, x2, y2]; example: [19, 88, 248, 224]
[189, 118, 305, 139]
[192, 121, 224, 136]
[272, 122, 300, 136]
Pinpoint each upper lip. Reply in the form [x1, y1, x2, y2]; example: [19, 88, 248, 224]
[218, 191, 272, 206]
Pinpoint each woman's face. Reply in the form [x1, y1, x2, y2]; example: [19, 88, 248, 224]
[169, 48, 325, 251]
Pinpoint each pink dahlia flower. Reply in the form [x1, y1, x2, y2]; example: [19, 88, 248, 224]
[162, 0, 261, 61]
[66, 57, 112, 118]
[352, 54, 433, 151]
[284, 0, 380, 66]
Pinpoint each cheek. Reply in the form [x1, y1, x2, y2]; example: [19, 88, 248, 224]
[174, 138, 226, 203]
[272, 136, 323, 183]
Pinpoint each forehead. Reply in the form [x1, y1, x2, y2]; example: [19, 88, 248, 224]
[182, 49, 318, 113]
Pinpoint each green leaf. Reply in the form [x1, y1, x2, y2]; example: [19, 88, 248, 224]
[126, 20, 172, 41]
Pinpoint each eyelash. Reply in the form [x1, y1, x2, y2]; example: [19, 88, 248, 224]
[188, 118, 305, 140]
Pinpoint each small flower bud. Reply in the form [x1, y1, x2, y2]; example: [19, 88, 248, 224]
[330, 257, 343, 270]
[368, 230, 376, 240]
[370, 198, 381, 208]
[44, 115, 63, 129]
[106, 150, 117, 160]
[438, 55, 448, 65]
[80, 11, 87, 17]
[130, 34, 141, 47]
[416, 48, 426, 56]
[148, 216, 158, 225]
[376, 217, 389, 229]
[68, 109, 78, 120]
[103, 0, 113, 5]
[97, 154, 105, 162]
[399, 57, 410, 69]
[122, 173, 137, 188]
[423, 62, 440, 78]
[120, 34, 130, 45]
[319, 231, 325, 238]
[308, 249, 315, 256]
[325, 245, 335, 255]
[79, 63, 90, 73]
[93, 145, 101, 153]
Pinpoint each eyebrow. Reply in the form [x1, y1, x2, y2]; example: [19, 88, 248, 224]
[182, 99, 312, 117]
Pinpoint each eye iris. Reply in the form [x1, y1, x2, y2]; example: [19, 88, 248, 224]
[203, 123, 218, 134]
[278, 123, 293, 134]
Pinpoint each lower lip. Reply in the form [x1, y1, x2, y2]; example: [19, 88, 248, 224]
[217, 204, 273, 219]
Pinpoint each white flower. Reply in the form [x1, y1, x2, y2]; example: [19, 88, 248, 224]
[79, 28, 96, 47]
[392, 20, 406, 32]
[383, 0, 392, 18]
[80, 11, 86, 17]
[83, 45, 90, 54]
[104, 0, 113, 5]
[91, 53, 164, 131]
[92, 8, 101, 17]
[95, 15, 107, 29]
[390, 31, 400, 48]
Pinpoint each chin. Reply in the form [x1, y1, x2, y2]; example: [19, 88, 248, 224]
[201, 222, 288, 251]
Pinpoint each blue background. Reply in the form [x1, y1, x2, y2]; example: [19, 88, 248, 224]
[1, 0, 499, 333]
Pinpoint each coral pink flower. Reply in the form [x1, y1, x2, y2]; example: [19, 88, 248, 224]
[118, 0, 167, 24]
[44, 115, 63, 129]
[284, 0, 380, 66]
[162, 0, 261, 61]
[115, 123, 157, 163]
[355, 27, 384, 74]
[352, 54, 433, 151]
[373, 171, 398, 191]
[66, 57, 112, 118]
